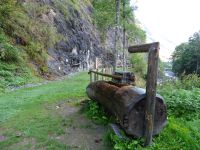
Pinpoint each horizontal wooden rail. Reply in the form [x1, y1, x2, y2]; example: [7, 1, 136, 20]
[128, 42, 159, 53]
[88, 70, 122, 80]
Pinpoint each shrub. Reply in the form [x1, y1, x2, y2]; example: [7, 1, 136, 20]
[158, 77, 200, 120]
[130, 53, 147, 78]
[107, 131, 143, 150]
[83, 100, 113, 125]
[180, 74, 200, 89]
[0, 33, 20, 62]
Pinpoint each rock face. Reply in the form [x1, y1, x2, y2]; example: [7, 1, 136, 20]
[36, 0, 105, 76]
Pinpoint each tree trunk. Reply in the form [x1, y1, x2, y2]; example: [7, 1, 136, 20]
[122, 0, 126, 71]
[86, 81, 167, 138]
[113, 0, 121, 73]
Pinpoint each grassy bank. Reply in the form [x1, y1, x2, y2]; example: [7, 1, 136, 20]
[0, 72, 89, 149]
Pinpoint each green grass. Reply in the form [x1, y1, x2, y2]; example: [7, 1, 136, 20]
[1, 72, 200, 149]
[0, 72, 88, 122]
[106, 118, 200, 150]
[0, 72, 89, 149]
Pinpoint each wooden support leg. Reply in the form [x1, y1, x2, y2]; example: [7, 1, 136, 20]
[144, 43, 159, 146]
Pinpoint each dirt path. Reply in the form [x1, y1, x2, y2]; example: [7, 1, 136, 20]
[51, 101, 111, 150]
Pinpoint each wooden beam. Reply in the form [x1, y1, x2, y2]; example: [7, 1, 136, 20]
[144, 43, 160, 146]
[128, 42, 160, 146]
[128, 42, 159, 53]
[88, 70, 122, 80]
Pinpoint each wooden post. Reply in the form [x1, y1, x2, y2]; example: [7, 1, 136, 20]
[90, 72, 92, 83]
[144, 43, 159, 146]
[96, 69, 99, 81]
[101, 68, 103, 80]
[128, 42, 160, 146]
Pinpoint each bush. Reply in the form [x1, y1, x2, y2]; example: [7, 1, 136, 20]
[107, 131, 143, 150]
[0, 33, 20, 62]
[159, 87, 200, 120]
[180, 74, 200, 89]
[83, 100, 113, 125]
[0, 61, 33, 90]
[158, 75, 200, 120]
[130, 53, 147, 78]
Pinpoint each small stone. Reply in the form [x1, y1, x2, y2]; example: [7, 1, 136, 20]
[94, 138, 102, 143]
[16, 132, 23, 137]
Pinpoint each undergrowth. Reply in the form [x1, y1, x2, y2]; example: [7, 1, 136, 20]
[158, 74, 200, 120]
[82, 100, 113, 125]
[0, 32, 38, 93]
[85, 74, 200, 149]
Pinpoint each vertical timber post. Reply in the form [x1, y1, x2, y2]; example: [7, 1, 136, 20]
[128, 42, 160, 147]
[113, 0, 121, 73]
[90, 72, 92, 83]
[144, 43, 159, 146]
[96, 69, 99, 81]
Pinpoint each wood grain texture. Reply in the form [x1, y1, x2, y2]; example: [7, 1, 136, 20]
[86, 81, 167, 138]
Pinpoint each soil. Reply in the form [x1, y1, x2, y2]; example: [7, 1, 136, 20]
[51, 101, 111, 150]
[0, 100, 111, 150]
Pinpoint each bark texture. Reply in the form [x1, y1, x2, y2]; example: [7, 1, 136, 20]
[86, 81, 167, 137]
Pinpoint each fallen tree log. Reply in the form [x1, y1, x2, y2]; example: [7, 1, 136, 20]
[86, 81, 167, 138]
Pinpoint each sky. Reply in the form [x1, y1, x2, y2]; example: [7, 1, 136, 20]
[130, 0, 200, 61]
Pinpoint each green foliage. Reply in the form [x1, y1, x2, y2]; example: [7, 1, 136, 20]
[0, 0, 16, 30]
[180, 74, 200, 89]
[172, 31, 200, 75]
[125, 23, 146, 44]
[0, 33, 20, 62]
[83, 100, 112, 125]
[130, 53, 147, 77]
[92, 0, 146, 42]
[159, 86, 200, 120]
[22, 2, 50, 19]
[107, 131, 143, 150]
[92, 0, 115, 40]
[0, 61, 34, 92]
[151, 118, 200, 150]
[158, 58, 165, 78]
[0, 1, 62, 74]
[54, 0, 87, 20]
[0, 33, 34, 91]
[106, 118, 200, 150]
[158, 74, 200, 120]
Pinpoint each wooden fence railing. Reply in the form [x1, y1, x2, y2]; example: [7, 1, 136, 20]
[88, 68, 115, 82]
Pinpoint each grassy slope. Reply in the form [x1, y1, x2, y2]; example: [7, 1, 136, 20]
[0, 72, 89, 149]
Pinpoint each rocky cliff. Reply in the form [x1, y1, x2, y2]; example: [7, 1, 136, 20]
[24, 0, 105, 76]
[42, 0, 103, 75]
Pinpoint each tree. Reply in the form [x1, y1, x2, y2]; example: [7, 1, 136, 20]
[92, 0, 146, 71]
[172, 31, 200, 76]
[113, 0, 121, 72]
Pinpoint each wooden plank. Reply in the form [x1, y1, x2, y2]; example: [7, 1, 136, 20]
[89, 70, 122, 80]
[128, 42, 159, 53]
[144, 43, 160, 146]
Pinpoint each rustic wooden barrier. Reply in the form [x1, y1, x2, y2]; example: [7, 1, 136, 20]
[88, 69, 135, 85]
[129, 42, 160, 146]
[87, 42, 165, 146]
